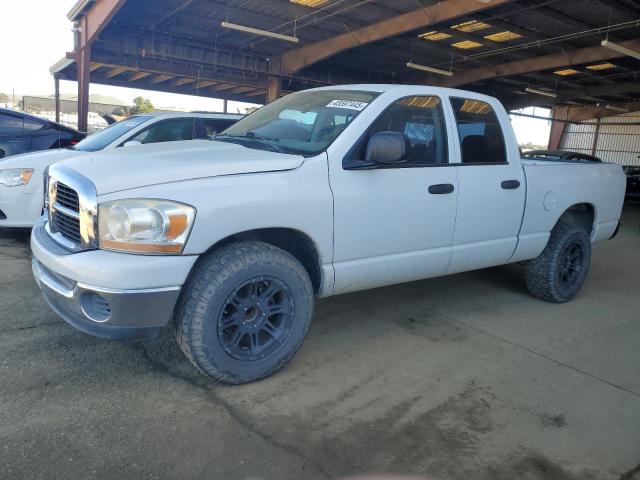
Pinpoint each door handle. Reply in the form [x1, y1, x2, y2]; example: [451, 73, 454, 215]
[428, 183, 455, 194]
[501, 180, 520, 189]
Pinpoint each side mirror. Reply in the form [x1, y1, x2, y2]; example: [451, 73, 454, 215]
[123, 140, 142, 147]
[365, 131, 410, 165]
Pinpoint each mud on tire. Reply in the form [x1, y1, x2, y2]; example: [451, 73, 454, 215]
[174, 241, 314, 384]
[524, 219, 592, 303]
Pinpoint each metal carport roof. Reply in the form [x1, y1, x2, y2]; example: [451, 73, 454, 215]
[54, 0, 640, 133]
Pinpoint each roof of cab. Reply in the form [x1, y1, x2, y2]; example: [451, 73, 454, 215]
[296, 84, 498, 102]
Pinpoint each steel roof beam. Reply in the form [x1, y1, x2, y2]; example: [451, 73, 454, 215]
[280, 0, 514, 74]
[564, 102, 640, 122]
[105, 66, 129, 78]
[508, 80, 640, 110]
[129, 71, 152, 81]
[442, 38, 640, 87]
[149, 74, 174, 84]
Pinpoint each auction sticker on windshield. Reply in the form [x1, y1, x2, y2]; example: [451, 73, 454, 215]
[326, 100, 369, 111]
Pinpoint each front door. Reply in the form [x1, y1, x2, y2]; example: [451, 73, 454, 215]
[330, 95, 459, 295]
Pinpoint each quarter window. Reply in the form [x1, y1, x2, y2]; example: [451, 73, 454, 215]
[450, 98, 507, 164]
[368, 96, 448, 165]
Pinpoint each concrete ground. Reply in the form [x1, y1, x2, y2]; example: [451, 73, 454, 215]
[1, 206, 639, 480]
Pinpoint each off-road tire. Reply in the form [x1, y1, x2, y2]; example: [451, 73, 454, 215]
[174, 241, 314, 384]
[524, 220, 591, 303]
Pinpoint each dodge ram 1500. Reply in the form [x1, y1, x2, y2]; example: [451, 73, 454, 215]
[31, 85, 625, 384]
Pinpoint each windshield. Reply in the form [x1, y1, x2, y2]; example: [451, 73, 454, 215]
[72, 115, 152, 152]
[219, 89, 378, 155]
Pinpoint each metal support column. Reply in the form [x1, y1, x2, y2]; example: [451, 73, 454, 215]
[54, 77, 61, 123]
[591, 117, 601, 156]
[548, 106, 568, 150]
[265, 77, 281, 104]
[77, 45, 91, 133]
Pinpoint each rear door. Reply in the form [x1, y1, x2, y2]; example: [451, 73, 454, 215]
[446, 96, 525, 274]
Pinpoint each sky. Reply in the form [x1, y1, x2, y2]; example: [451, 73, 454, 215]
[0, 0, 257, 114]
[0, 0, 551, 145]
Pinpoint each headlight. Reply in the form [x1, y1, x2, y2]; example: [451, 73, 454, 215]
[0, 169, 34, 187]
[98, 199, 196, 254]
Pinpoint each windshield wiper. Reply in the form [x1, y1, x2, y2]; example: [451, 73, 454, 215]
[214, 133, 286, 153]
[216, 132, 280, 142]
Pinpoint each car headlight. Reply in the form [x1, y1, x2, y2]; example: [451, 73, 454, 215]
[0, 169, 34, 187]
[98, 199, 196, 254]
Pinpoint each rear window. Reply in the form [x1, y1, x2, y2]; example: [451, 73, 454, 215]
[450, 98, 507, 164]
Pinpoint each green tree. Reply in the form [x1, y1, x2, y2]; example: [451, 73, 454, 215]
[131, 96, 154, 114]
[0, 92, 9, 103]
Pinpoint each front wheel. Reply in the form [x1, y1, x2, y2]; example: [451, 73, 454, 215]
[175, 241, 314, 384]
[524, 221, 592, 303]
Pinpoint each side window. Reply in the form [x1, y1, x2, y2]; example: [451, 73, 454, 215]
[0, 114, 24, 135]
[131, 118, 196, 144]
[450, 98, 507, 164]
[203, 119, 236, 139]
[23, 117, 46, 132]
[368, 96, 448, 165]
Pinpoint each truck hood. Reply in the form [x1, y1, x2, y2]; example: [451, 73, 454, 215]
[0, 148, 84, 169]
[60, 140, 305, 195]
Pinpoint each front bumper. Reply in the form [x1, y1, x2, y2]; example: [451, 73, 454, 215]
[31, 218, 197, 340]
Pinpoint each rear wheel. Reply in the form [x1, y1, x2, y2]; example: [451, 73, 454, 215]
[175, 241, 314, 384]
[524, 220, 591, 303]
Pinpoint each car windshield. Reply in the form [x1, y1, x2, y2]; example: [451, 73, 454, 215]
[72, 115, 153, 152]
[218, 89, 379, 155]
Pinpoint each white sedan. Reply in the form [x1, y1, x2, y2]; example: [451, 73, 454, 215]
[0, 111, 242, 228]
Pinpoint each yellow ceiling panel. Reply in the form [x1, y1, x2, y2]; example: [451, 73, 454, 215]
[484, 31, 522, 42]
[452, 40, 483, 49]
[586, 63, 616, 70]
[451, 20, 491, 32]
[419, 31, 452, 41]
[554, 68, 580, 76]
[290, 0, 328, 6]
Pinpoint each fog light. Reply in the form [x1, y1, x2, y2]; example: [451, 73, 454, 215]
[80, 292, 111, 323]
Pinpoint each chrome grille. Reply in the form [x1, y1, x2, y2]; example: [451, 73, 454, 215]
[45, 163, 98, 252]
[52, 182, 82, 244]
[55, 183, 80, 211]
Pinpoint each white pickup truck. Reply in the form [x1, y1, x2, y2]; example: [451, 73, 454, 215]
[31, 85, 625, 384]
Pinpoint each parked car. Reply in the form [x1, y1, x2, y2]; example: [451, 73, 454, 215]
[31, 85, 626, 384]
[522, 149, 602, 163]
[0, 108, 85, 159]
[623, 165, 640, 200]
[0, 112, 242, 228]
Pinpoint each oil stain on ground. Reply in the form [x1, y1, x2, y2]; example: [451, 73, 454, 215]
[395, 310, 468, 343]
